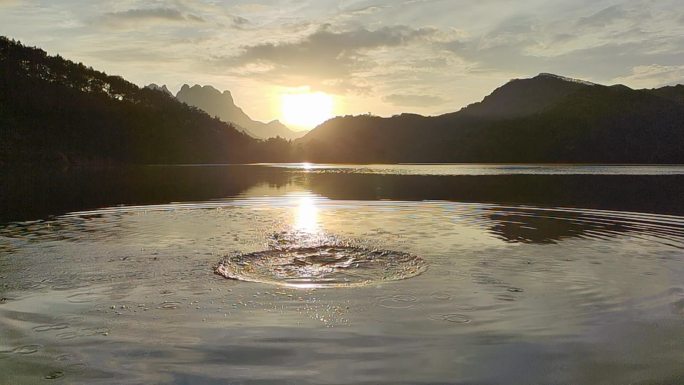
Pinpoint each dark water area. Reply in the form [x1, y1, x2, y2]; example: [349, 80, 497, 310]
[2, 164, 684, 223]
[2, 164, 684, 384]
[0, 165, 289, 223]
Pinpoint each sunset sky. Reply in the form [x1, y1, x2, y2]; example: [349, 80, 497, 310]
[1, 0, 683, 128]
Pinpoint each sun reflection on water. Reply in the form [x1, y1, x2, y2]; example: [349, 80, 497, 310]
[294, 195, 319, 233]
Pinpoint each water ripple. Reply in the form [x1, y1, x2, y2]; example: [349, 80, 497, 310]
[216, 245, 427, 288]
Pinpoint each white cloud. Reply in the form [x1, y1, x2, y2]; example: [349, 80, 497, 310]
[612, 64, 684, 88]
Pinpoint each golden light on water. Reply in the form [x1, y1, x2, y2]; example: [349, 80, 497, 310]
[294, 195, 319, 233]
[281, 91, 334, 129]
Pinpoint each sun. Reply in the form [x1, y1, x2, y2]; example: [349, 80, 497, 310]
[281, 92, 334, 129]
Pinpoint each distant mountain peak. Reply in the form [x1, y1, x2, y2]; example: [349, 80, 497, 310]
[175, 84, 302, 140]
[180, 85, 234, 104]
[145, 83, 173, 96]
[221, 89, 234, 103]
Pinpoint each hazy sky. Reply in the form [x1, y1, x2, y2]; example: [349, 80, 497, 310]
[1, 0, 683, 126]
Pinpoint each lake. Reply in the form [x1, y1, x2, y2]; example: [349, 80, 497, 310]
[2, 164, 684, 384]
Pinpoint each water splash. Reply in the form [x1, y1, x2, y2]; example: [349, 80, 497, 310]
[215, 243, 427, 288]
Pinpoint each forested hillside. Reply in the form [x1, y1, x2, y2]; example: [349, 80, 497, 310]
[0, 37, 291, 165]
[299, 74, 684, 163]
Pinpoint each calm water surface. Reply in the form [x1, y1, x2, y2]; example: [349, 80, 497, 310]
[1, 164, 684, 384]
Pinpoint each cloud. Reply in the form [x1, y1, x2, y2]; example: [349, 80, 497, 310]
[450, 21, 684, 78]
[611, 64, 684, 88]
[340, 5, 388, 17]
[3, 0, 683, 120]
[576, 5, 629, 28]
[439, 4, 684, 82]
[220, 24, 438, 93]
[102, 7, 205, 27]
[445, 36, 684, 81]
[232, 15, 249, 26]
[86, 47, 174, 63]
[383, 93, 448, 107]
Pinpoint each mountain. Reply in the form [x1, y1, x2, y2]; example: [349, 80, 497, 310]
[649, 84, 684, 106]
[0, 36, 292, 165]
[457, 73, 594, 119]
[175, 84, 303, 140]
[144, 83, 173, 97]
[298, 74, 684, 163]
[2, 35, 682, 166]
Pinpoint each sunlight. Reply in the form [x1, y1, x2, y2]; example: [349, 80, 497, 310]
[281, 91, 334, 129]
[294, 195, 319, 233]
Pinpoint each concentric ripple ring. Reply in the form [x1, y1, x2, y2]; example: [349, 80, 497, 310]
[215, 246, 428, 288]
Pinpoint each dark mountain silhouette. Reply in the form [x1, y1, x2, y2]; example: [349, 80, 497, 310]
[2, 36, 683, 165]
[458, 73, 595, 119]
[0, 36, 292, 165]
[175, 84, 303, 140]
[649, 84, 684, 106]
[299, 74, 684, 163]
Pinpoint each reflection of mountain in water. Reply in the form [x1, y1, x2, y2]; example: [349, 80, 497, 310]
[303, 173, 684, 245]
[0, 166, 290, 223]
[2, 166, 684, 246]
[304, 173, 684, 215]
[485, 207, 632, 244]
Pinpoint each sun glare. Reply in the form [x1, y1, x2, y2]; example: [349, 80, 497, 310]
[294, 195, 319, 233]
[281, 92, 334, 129]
